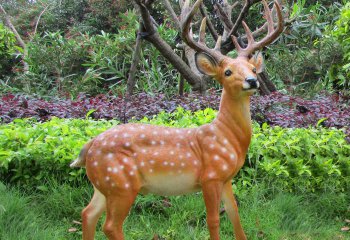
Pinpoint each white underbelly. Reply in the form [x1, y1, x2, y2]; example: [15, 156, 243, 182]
[140, 173, 200, 196]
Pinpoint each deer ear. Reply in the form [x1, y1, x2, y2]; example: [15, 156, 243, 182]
[195, 52, 218, 76]
[249, 52, 265, 73]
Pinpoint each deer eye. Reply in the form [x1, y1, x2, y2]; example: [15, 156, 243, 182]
[224, 70, 232, 77]
[252, 68, 257, 74]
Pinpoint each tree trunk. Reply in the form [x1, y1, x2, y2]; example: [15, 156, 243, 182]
[126, 27, 143, 98]
[0, 4, 29, 73]
[258, 71, 277, 95]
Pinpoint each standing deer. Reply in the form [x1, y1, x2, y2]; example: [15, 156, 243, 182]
[71, 0, 283, 239]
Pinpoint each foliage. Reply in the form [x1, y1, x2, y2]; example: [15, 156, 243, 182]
[0, 109, 349, 191]
[0, 117, 118, 186]
[0, 24, 19, 76]
[1, 92, 349, 139]
[326, 2, 350, 93]
[266, 1, 343, 95]
[25, 32, 89, 94]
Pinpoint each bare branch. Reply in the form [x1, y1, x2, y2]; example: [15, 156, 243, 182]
[33, 3, 53, 37]
[162, 0, 181, 30]
[199, 3, 218, 41]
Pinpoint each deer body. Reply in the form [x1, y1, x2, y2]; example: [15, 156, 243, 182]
[73, 0, 283, 239]
[84, 89, 252, 198]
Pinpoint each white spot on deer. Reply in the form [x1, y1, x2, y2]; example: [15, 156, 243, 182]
[214, 155, 220, 161]
[181, 162, 186, 167]
[170, 151, 175, 155]
[113, 167, 118, 173]
[153, 131, 158, 135]
[187, 130, 192, 134]
[190, 142, 194, 146]
[107, 167, 112, 172]
[140, 161, 145, 167]
[230, 154, 235, 160]
[170, 162, 175, 167]
[223, 138, 228, 144]
[160, 140, 165, 145]
[149, 168, 154, 173]
[221, 147, 227, 153]
[105, 176, 110, 181]
[153, 152, 159, 156]
[208, 171, 216, 178]
[93, 161, 98, 166]
[141, 149, 147, 153]
[179, 155, 184, 159]
[165, 130, 170, 135]
[151, 140, 157, 145]
[133, 152, 137, 157]
[194, 160, 198, 165]
[102, 141, 107, 146]
[111, 182, 116, 187]
[125, 183, 130, 188]
[163, 161, 169, 166]
[96, 150, 102, 155]
[132, 165, 137, 170]
[186, 152, 192, 158]
[110, 141, 116, 147]
[140, 126, 145, 130]
[120, 165, 125, 170]
[107, 153, 114, 160]
[149, 160, 155, 164]
[123, 158, 128, 163]
[140, 134, 146, 139]
[129, 171, 135, 176]
[123, 133, 129, 138]
[209, 144, 215, 149]
[175, 129, 180, 133]
[125, 142, 131, 147]
[176, 143, 181, 148]
[198, 130, 203, 135]
[222, 164, 228, 171]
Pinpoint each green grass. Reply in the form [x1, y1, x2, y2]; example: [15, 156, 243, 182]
[0, 181, 349, 240]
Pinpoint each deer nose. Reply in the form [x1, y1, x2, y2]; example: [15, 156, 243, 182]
[245, 77, 258, 89]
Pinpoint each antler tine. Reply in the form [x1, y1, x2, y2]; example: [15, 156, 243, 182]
[234, 0, 284, 58]
[181, 0, 224, 61]
[199, 17, 206, 44]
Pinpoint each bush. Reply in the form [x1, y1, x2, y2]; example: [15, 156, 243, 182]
[0, 23, 19, 77]
[0, 108, 349, 192]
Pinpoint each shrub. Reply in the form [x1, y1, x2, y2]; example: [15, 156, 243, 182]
[0, 109, 349, 192]
[0, 23, 19, 77]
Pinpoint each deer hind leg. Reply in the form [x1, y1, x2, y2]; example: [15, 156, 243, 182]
[222, 181, 247, 240]
[202, 181, 224, 240]
[82, 187, 106, 240]
[103, 190, 138, 240]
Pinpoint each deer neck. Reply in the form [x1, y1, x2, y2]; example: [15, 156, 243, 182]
[213, 89, 253, 156]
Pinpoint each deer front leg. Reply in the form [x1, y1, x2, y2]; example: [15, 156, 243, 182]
[202, 181, 224, 240]
[222, 181, 247, 240]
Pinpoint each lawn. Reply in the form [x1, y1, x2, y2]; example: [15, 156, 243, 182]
[1, 181, 349, 240]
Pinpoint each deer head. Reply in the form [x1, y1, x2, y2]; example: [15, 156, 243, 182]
[181, 0, 283, 97]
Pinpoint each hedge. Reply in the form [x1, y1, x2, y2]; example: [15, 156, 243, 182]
[0, 107, 349, 192]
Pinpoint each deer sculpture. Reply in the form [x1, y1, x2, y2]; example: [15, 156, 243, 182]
[71, 0, 283, 239]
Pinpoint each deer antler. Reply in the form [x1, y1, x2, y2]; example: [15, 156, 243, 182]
[181, 0, 224, 62]
[232, 0, 284, 58]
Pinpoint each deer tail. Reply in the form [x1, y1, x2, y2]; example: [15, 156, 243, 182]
[70, 139, 94, 168]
